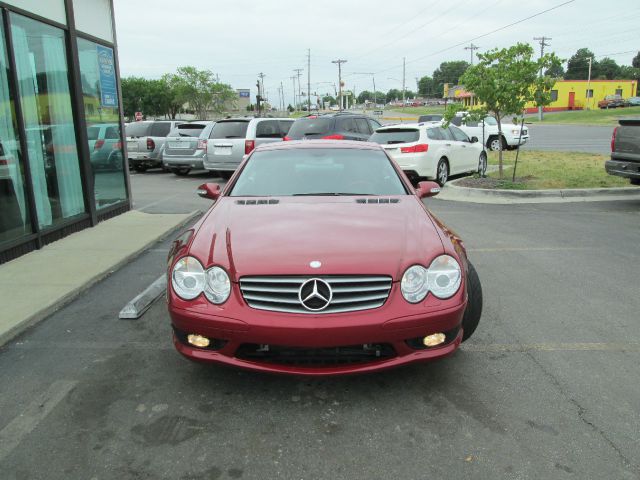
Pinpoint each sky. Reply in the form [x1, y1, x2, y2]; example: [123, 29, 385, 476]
[113, 0, 640, 105]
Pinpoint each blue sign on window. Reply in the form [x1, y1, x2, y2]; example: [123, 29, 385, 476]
[239, 91, 250, 98]
[97, 45, 117, 107]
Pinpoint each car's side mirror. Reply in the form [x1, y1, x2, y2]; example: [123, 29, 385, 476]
[197, 183, 221, 200]
[470, 136, 478, 143]
[416, 181, 441, 199]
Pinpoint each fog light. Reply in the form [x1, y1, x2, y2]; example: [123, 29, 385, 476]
[423, 333, 446, 347]
[187, 334, 210, 348]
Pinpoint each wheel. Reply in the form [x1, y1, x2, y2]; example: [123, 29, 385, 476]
[461, 262, 483, 342]
[630, 178, 640, 186]
[478, 152, 487, 176]
[133, 164, 147, 173]
[436, 159, 449, 186]
[173, 168, 191, 176]
[219, 171, 233, 180]
[488, 136, 505, 152]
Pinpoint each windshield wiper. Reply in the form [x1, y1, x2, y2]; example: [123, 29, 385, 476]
[293, 192, 374, 196]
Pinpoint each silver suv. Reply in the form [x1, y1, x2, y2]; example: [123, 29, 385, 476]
[203, 117, 294, 179]
[161, 121, 215, 176]
[126, 120, 184, 172]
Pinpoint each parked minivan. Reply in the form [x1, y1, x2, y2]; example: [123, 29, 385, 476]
[203, 117, 293, 178]
[126, 120, 184, 172]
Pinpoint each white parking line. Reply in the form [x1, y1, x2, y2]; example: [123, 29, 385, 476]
[0, 380, 77, 462]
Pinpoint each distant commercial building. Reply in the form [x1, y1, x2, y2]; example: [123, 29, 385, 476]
[445, 80, 638, 112]
[236, 89, 250, 112]
[0, 1, 128, 263]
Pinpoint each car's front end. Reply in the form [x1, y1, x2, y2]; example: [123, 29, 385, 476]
[502, 124, 529, 148]
[167, 141, 480, 375]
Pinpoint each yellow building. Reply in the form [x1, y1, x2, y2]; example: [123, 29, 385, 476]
[524, 80, 637, 113]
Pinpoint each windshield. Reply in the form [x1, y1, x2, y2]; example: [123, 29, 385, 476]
[286, 118, 333, 138]
[170, 124, 207, 138]
[370, 129, 420, 145]
[230, 148, 408, 196]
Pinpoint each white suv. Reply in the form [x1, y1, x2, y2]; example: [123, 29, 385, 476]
[370, 122, 486, 186]
[451, 113, 529, 151]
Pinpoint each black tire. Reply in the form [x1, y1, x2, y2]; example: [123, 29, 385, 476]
[461, 262, 483, 342]
[478, 152, 487, 176]
[436, 159, 449, 186]
[220, 171, 233, 180]
[173, 168, 191, 176]
[133, 164, 147, 173]
[630, 178, 640, 186]
[487, 136, 506, 152]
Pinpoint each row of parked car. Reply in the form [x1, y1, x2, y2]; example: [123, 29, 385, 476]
[598, 95, 640, 109]
[124, 111, 529, 186]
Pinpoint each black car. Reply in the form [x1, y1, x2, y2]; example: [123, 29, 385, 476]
[285, 113, 382, 141]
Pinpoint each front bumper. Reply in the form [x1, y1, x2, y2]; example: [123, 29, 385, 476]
[605, 159, 640, 180]
[505, 135, 529, 146]
[169, 288, 467, 376]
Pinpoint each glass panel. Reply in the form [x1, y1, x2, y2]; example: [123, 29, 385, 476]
[209, 121, 249, 139]
[149, 122, 172, 137]
[11, 14, 86, 229]
[0, 21, 32, 244]
[3, 0, 67, 25]
[255, 120, 281, 138]
[72, 0, 113, 42]
[77, 37, 127, 210]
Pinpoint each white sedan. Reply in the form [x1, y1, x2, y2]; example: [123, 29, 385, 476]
[369, 122, 487, 186]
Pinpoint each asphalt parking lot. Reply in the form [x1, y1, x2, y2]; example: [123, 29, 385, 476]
[1, 172, 639, 479]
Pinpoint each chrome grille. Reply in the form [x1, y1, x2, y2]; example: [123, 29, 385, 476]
[239, 275, 392, 314]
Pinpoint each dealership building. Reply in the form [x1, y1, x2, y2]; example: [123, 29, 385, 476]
[0, 0, 128, 263]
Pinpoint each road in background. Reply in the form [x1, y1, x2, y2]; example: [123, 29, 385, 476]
[1, 169, 639, 478]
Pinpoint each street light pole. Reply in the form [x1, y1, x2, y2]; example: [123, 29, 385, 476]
[332, 59, 347, 111]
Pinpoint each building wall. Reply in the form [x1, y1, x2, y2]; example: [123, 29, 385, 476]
[0, 0, 128, 263]
[524, 80, 637, 113]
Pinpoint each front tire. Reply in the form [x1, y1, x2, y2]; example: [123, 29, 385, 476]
[488, 136, 505, 152]
[461, 262, 483, 342]
[436, 159, 449, 186]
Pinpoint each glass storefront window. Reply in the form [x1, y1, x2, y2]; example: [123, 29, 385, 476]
[77, 38, 127, 210]
[11, 14, 86, 229]
[3, 0, 67, 26]
[0, 21, 31, 244]
[73, 0, 114, 42]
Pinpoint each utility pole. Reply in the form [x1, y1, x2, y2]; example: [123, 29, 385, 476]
[280, 81, 284, 112]
[533, 36, 551, 120]
[586, 57, 593, 110]
[290, 76, 296, 111]
[464, 43, 479, 65]
[293, 68, 303, 111]
[307, 49, 311, 112]
[257, 72, 266, 117]
[332, 59, 347, 111]
[402, 56, 406, 111]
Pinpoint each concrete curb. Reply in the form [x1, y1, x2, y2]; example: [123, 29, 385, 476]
[0, 210, 201, 347]
[438, 179, 640, 204]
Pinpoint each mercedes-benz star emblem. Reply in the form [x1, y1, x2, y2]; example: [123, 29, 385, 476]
[298, 278, 332, 311]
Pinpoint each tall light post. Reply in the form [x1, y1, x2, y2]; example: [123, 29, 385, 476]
[332, 59, 347, 111]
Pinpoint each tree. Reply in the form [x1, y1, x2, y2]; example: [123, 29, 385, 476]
[448, 42, 561, 178]
[121, 76, 148, 118]
[169, 66, 235, 119]
[357, 90, 373, 104]
[432, 61, 470, 97]
[417, 76, 436, 96]
[619, 65, 640, 82]
[545, 63, 565, 79]
[565, 48, 597, 80]
[598, 57, 620, 80]
[633, 51, 640, 69]
[322, 95, 335, 106]
[385, 88, 402, 103]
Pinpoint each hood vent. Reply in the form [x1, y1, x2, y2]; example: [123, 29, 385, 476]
[235, 199, 279, 205]
[356, 198, 400, 204]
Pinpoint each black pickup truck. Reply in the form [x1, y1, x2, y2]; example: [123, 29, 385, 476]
[606, 119, 640, 185]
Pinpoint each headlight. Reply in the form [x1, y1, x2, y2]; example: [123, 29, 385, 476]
[426, 255, 461, 299]
[401, 265, 429, 303]
[204, 266, 231, 304]
[171, 256, 205, 300]
[401, 255, 462, 303]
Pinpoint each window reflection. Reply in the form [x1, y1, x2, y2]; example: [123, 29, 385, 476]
[77, 38, 127, 209]
[0, 20, 31, 244]
[11, 13, 86, 228]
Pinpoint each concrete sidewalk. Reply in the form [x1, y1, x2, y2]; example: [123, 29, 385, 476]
[0, 210, 199, 346]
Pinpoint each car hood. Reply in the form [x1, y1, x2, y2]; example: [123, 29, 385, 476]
[189, 196, 444, 280]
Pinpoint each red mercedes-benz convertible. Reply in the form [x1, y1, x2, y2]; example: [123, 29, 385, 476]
[167, 140, 482, 375]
